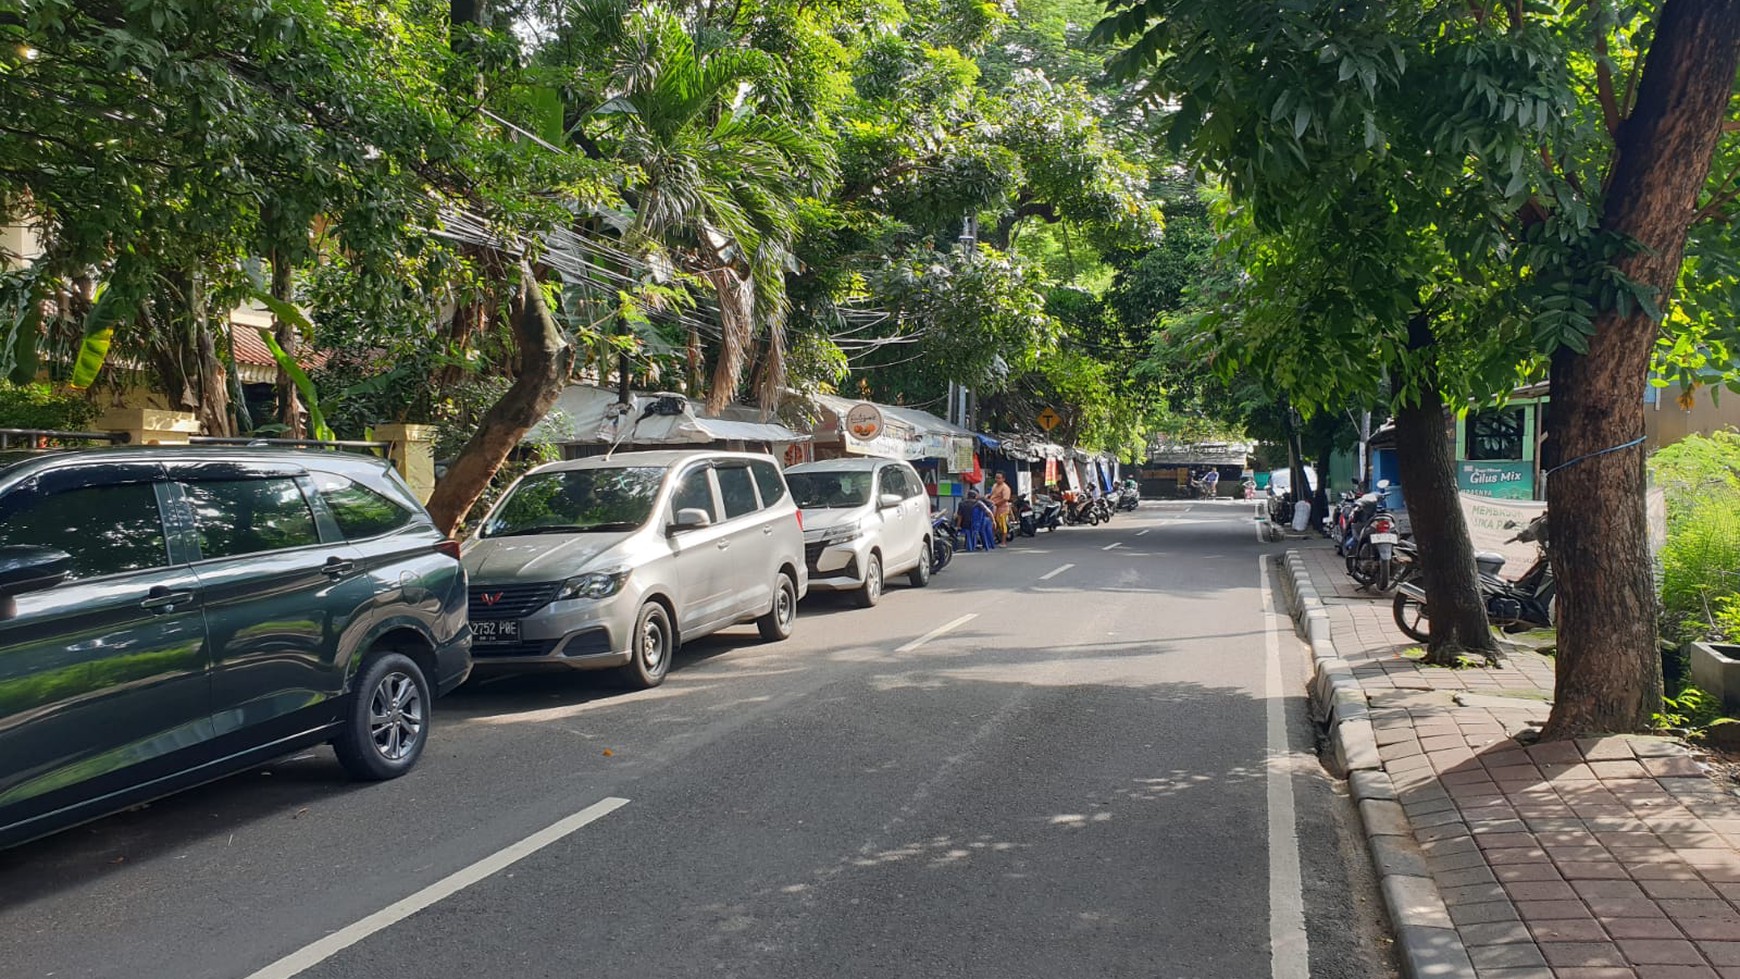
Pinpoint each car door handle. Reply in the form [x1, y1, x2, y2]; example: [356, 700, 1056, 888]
[716, 540, 731, 550]
[761, 526, 774, 535]
[140, 587, 194, 613]
[322, 557, 357, 578]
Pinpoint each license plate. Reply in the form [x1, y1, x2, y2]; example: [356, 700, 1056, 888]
[470, 620, 520, 643]
[1370, 533, 1399, 544]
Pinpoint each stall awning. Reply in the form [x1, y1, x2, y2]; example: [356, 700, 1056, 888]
[807, 394, 975, 461]
[528, 385, 804, 446]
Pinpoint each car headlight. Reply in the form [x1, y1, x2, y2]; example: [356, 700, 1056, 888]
[815, 524, 864, 546]
[556, 569, 631, 601]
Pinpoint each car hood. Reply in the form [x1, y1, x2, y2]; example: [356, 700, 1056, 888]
[799, 507, 867, 533]
[463, 531, 635, 583]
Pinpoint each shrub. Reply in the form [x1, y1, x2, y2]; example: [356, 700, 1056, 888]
[0, 381, 99, 432]
[1651, 430, 1740, 527]
[1659, 488, 1740, 643]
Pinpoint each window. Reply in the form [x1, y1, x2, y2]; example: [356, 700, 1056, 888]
[481, 468, 664, 537]
[749, 460, 787, 507]
[0, 483, 168, 580]
[786, 470, 871, 509]
[891, 466, 922, 499]
[670, 467, 717, 521]
[1465, 407, 1527, 462]
[716, 466, 760, 519]
[182, 478, 320, 559]
[877, 466, 907, 499]
[314, 472, 415, 539]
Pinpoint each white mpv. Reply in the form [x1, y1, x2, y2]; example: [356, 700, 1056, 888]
[784, 459, 933, 608]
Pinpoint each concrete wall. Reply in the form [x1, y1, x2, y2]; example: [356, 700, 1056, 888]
[1646, 387, 1740, 449]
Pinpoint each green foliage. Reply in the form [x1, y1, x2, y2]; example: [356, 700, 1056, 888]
[1655, 684, 1733, 740]
[1659, 490, 1740, 644]
[0, 381, 98, 432]
[1651, 431, 1740, 525]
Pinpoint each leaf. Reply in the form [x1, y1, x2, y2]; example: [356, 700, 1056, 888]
[69, 281, 130, 390]
[1293, 103, 1311, 139]
[256, 327, 335, 442]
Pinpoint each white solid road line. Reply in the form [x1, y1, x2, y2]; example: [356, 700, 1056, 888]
[244, 797, 631, 979]
[1038, 563, 1074, 581]
[1259, 557, 1309, 979]
[895, 613, 978, 653]
[1102, 542, 1122, 550]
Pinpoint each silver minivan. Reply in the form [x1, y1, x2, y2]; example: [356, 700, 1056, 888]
[461, 451, 808, 688]
[785, 458, 932, 607]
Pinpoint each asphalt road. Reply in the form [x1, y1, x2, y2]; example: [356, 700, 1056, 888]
[0, 499, 1397, 979]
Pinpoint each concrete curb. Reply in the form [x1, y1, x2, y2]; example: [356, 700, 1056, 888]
[1275, 550, 1475, 979]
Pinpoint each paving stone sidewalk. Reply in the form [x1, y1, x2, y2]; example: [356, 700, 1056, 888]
[1300, 543, 1740, 979]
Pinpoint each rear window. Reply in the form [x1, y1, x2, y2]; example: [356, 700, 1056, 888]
[314, 472, 417, 539]
[182, 478, 322, 559]
[717, 466, 760, 519]
[749, 460, 787, 507]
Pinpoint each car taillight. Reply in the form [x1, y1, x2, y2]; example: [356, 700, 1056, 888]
[795, 509, 803, 531]
[434, 540, 463, 560]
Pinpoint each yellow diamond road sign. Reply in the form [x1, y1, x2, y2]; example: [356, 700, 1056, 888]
[1036, 407, 1062, 432]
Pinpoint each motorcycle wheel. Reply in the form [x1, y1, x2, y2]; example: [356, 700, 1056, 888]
[1375, 559, 1392, 593]
[1347, 546, 1374, 586]
[932, 538, 954, 572]
[1392, 591, 1431, 643]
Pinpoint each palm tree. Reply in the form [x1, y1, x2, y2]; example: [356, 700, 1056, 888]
[557, 0, 834, 410]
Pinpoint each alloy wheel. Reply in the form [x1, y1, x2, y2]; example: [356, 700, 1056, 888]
[368, 671, 425, 762]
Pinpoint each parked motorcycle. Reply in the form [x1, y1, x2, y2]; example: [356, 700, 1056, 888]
[1088, 496, 1114, 524]
[931, 511, 957, 572]
[1392, 515, 1554, 642]
[1343, 481, 1400, 592]
[1010, 498, 1038, 538]
[1116, 486, 1140, 511]
[1032, 496, 1063, 532]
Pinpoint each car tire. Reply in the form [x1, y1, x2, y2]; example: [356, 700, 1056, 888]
[617, 601, 675, 689]
[757, 573, 797, 642]
[908, 543, 932, 587]
[333, 652, 432, 781]
[855, 552, 883, 608]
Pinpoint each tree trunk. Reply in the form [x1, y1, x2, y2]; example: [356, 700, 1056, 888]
[425, 267, 571, 536]
[269, 250, 304, 438]
[1393, 390, 1497, 664]
[1540, 0, 1740, 739]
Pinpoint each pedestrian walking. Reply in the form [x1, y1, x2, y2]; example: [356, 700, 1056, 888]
[1203, 468, 1219, 498]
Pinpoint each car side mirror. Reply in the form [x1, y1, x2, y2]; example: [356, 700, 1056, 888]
[0, 545, 71, 599]
[668, 508, 712, 535]
[879, 493, 903, 509]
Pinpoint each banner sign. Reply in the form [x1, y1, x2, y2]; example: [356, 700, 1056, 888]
[948, 436, 975, 473]
[1016, 470, 1032, 497]
[1459, 493, 1547, 573]
[1457, 461, 1535, 500]
[1043, 458, 1059, 487]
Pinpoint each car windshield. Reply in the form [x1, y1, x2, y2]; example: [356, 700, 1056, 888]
[787, 471, 873, 509]
[482, 467, 664, 537]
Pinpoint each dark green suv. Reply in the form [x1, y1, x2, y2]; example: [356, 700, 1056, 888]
[0, 447, 471, 849]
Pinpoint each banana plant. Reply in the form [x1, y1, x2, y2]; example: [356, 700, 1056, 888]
[251, 291, 336, 442]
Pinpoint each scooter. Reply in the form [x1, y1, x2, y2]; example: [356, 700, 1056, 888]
[1033, 497, 1063, 532]
[1116, 487, 1140, 511]
[1392, 515, 1554, 642]
[1010, 499, 1038, 538]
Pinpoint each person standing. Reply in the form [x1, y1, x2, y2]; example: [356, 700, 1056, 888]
[989, 472, 1013, 543]
[1203, 468, 1220, 498]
